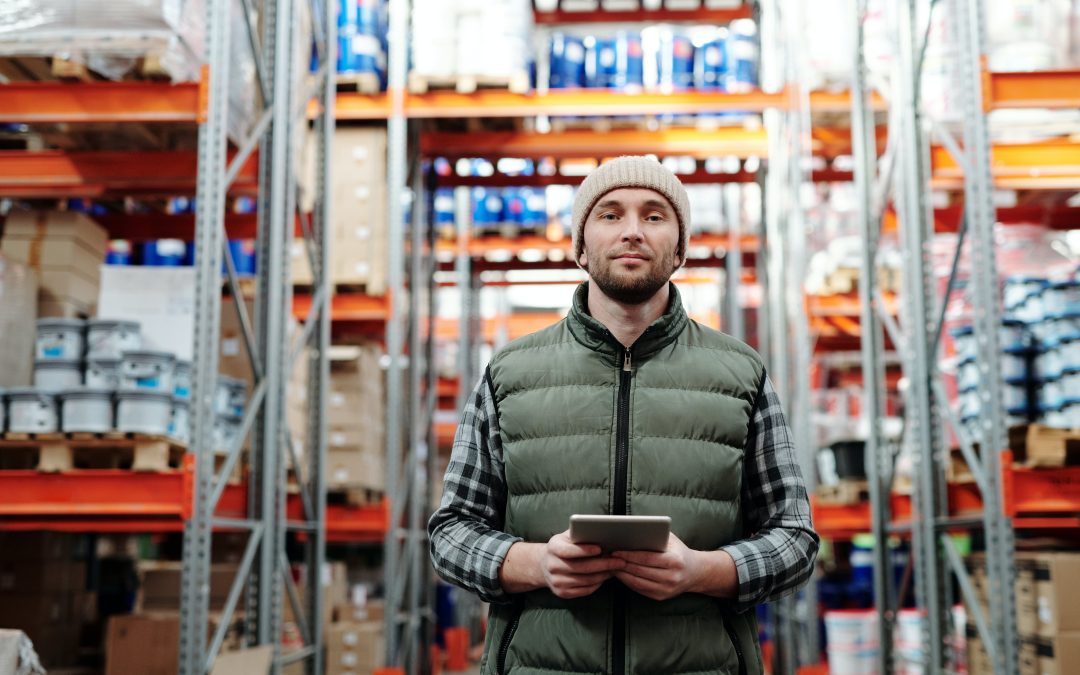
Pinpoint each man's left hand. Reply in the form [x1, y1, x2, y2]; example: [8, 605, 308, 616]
[610, 533, 705, 601]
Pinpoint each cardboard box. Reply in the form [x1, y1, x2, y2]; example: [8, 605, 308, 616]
[290, 238, 314, 285]
[97, 266, 196, 360]
[1036, 632, 1080, 675]
[1014, 424, 1080, 467]
[0, 260, 36, 387]
[3, 210, 109, 255]
[330, 127, 387, 293]
[326, 621, 384, 675]
[1, 238, 102, 282]
[1030, 553, 1080, 638]
[105, 613, 244, 675]
[135, 562, 239, 613]
[219, 296, 257, 388]
[0, 560, 85, 593]
[327, 448, 384, 491]
[0, 592, 71, 628]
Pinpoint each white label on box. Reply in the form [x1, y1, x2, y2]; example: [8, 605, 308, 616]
[351, 146, 370, 162]
[334, 468, 349, 483]
[353, 263, 370, 276]
[351, 584, 368, 606]
[321, 562, 333, 586]
[343, 631, 359, 647]
[353, 227, 371, 240]
[331, 392, 346, 407]
[354, 186, 371, 200]
[341, 653, 358, 667]
[331, 432, 347, 447]
[1038, 596, 1051, 625]
[222, 337, 241, 357]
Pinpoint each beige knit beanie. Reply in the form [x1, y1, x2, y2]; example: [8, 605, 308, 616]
[571, 156, 691, 264]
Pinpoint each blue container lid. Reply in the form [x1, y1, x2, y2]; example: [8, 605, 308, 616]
[1005, 275, 1050, 286]
[951, 325, 974, 338]
[1050, 279, 1080, 289]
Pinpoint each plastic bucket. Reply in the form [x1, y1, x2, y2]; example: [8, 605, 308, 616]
[34, 360, 83, 392]
[824, 609, 878, 651]
[36, 318, 85, 360]
[826, 647, 878, 675]
[174, 360, 193, 400]
[86, 319, 141, 360]
[6, 388, 59, 433]
[213, 413, 243, 454]
[1003, 383, 1028, 412]
[86, 358, 122, 389]
[60, 388, 115, 433]
[1045, 279, 1080, 317]
[215, 376, 247, 418]
[121, 350, 177, 394]
[169, 397, 191, 444]
[1001, 351, 1028, 383]
[116, 390, 173, 436]
[1001, 319, 1029, 352]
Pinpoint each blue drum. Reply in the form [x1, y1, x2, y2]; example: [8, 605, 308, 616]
[549, 33, 586, 89]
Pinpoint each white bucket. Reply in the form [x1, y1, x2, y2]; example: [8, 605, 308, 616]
[213, 413, 243, 454]
[34, 360, 83, 393]
[86, 358, 122, 389]
[1003, 383, 1028, 412]
[1061, 337, 1080, 372]
[6, 389, 59, 433]
[36, 318, 85, 361]
[956, 358, 979, 390]
[86, 319, 141, 360]
[60, 388, 115, 433]
[116, 390, 173, 436]
[1063, 399, 1080, 428]
[825, 609, 879, 650]
[895, 609, 923, 648]
[174, 361, 192, 400]
[1044, 279, 1080, 317]
[215, 376, 247, 418]
[1001, 320, 1029, 352]
[1001, 351, 1028, 383]
[1035, 343, 1062, 382]
[169, 397, 190, 444]
[1039, 378, 1064, 411]
[827, 647, 878, 675]
[120, 350, 176, 394]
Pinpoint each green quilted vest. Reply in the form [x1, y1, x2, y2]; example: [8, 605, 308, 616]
[480, 282, 767, 675]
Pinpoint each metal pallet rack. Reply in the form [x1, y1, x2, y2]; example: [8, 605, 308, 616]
[178, 0, 336, 672]
[850, 0, 1019, 672]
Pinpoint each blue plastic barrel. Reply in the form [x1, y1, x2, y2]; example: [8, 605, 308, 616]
[227, 240, 257, 276]
[106, 241, 133, 266]
[522, 187, 547, 229]
[694, 35, 727, 90]
[142, 240, 187, 267]
[549, 33, 586, 89]
[614, 31, 644, 89]
[502, 188, 526, 230]
[434, 188, 456, 227]
[656, 28, 695, 90]
[586, 37, 618, 89]
[726, 20, 759, 92]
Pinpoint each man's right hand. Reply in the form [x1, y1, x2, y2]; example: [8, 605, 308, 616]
[499, 530, 626, 599]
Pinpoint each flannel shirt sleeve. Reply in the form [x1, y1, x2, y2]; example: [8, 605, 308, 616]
[719, 376, 820, 611]
[427, 369, 522, 603]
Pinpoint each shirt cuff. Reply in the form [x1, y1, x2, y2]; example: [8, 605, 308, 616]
[475, 532, 524, 604]
[719, 540, 775, 613]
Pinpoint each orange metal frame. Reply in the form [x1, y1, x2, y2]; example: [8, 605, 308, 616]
[0, 81, 202, 124]
[532, 6, 752, 25]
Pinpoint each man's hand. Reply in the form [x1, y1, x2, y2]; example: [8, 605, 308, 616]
[541, 530, 626, 599]
[611, 533, 738, 601]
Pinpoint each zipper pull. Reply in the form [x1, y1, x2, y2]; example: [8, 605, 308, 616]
[623, 349, 632, 372]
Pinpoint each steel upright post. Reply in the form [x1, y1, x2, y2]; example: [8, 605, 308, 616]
[851, 1, 896, 671]
[723, 184, 745, 341]
[950, 0, 1019, 672]
[383, 0, 410, 668]
[179, 0, 232, 671]
[895, 0, 948, 669]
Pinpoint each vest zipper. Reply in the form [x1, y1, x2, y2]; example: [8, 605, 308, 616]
[612, 347, 632, 675]
[723, 620, 747, 675]
[496, 603, 523, 675]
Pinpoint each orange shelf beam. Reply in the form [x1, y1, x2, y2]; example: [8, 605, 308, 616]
[0, 81, 201, 124]
[0, 150, 259, 198]
[931, 139, 1080, 191]
[293, 292, 390, 323]
[989, 70, 1080, 109]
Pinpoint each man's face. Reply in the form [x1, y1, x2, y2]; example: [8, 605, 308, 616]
[578, 187, 682, 305]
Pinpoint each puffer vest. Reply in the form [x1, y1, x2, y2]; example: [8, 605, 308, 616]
[480, 282, 767, 675]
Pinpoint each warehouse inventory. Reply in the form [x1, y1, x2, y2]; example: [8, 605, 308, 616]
[1, 0, 1080, 674]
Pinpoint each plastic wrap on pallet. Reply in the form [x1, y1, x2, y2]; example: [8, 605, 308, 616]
[0, 255, 38, 388]
[411, 0, 532, 80]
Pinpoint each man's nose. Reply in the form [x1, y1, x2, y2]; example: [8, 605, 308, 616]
[620, 215, 644, 240]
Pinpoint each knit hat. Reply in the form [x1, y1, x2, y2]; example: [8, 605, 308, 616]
[571, 156, 691, 264]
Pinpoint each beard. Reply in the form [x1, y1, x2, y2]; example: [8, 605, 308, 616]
[585, 245, 678, 305]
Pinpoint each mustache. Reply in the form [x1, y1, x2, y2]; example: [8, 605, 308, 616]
[607, 247, 653, 260]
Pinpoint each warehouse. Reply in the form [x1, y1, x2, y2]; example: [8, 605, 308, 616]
[0, 0, 1078, 673]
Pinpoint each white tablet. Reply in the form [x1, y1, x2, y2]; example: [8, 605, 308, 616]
[568, 514, 671, 553]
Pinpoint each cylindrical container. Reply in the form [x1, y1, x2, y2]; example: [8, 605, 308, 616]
[1001, 319, 1028, 352]
[693, 33, 727, 90]
[60, 388, 115, 433]
[85, 358, 122, 389]
[116, 390, 173, 436]
[1044, 279, 1080, 317]
[1004, 275, 1048, 311]
[226, 240, 257, 277]
[1036, 342, 1063, 382]
[215, 376, 247, 418]
[654, 28, 694, 90]
[959, 388, 981, 419]
[827, 648, 878, 675]
[824, 609, 879, 650]
[549, 33, 586, 89]
[106, 240, 133, 265]
[1003, 383, 1027, 412]
[34, 360, 83, 392]
[120, 350, 177, 394]
[86, 319, 141, 360]
[501, 188, 526, 228]
[613, 30, 644, 89]
[586, 36, 618, 88]
[1038, 377, 1064, 412]
[951, 325, 975, 360]
[434, 188, 456, 228]
[1011, 291, 1045, 324]
[1049, 314, 1080, 342]
[141, 239, 187, 266]
[1043, 402, 1068, 428]
[6, 388, 59, 433]
[1061, 336, 1080, 372]
[725, 19, 758, 92]
[213, 413, 243, 454]
[169, 396, 191, 444]
[1063, 398, 1080, 428]
[36, 318, 86, 360]
[173, 361, 193, 400]
[956, 358, 980, 390]
[522, 187, 547, 228]
[1001, 351, 1028, 383]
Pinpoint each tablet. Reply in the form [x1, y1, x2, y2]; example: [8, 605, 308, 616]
[568, 515, 671, 553]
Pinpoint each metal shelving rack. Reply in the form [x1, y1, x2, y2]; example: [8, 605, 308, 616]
[178, 0, 335, 672]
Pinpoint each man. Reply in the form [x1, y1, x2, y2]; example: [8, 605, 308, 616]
[429, 156, 818, 675]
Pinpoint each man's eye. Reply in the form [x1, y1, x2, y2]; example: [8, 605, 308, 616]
[601, 213, 618, 220]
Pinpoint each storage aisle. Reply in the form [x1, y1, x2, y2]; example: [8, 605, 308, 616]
[0, 1, 1079, 674]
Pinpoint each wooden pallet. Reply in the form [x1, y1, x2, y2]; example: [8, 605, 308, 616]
[0, 432, 185, 472]
[408, 70, 530, 95]
[336, 72, 381, 94]
[0, 54, 169, 82]
[472, 224, 549, 240]
[816, 480, 869, 506]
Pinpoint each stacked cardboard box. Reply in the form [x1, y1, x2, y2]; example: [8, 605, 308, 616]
[2, 210, 107, 318]
[0, 256, 37, 387]
[325, 621, 385, 675]
[0, 533, 90, 669]
[104, 612, 245, 675]
[292, 128, 388, 296]
[967, 551, 1080, 675]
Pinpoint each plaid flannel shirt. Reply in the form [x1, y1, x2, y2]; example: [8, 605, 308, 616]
[428, 363, 819, 610]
